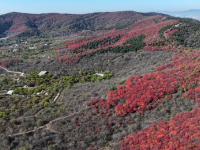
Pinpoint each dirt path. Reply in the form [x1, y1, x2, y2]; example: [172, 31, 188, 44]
[45, 123, 59, 133]
[9, 106, 91, 137]
[10, 93, 60, 122]
[0, 66, 23, 74]
[10, 115, 36, 121]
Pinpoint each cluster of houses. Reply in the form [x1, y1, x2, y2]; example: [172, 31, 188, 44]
[6, 71, 48, 96]
[6, 71, 105, 96]
[10, 42, 50, 52]
[6, 71, 106, 95]
[4, 40, 53, 55]
[10, 44, 18, 49]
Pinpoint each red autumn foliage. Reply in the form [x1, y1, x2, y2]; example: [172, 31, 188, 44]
[90, 49, 200, 119]
[164, 29, 179, 39]
[108, 50, 200, 116]
[56, 16, 179, 65]
[0, 59, 22, 67]
[120, 108, 200, 149]
[83, 49, 200, 149]
[57, 55, 80, 64]
[0, 13, 68, 33]
[64, 18, 178, 51]
[106, 113, 112, 117]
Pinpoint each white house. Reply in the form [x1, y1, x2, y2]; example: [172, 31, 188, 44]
[7, 90, 14, 95]
[38, 71, 48, 76]
[29, 47, 37, 50]
[13, 49, 18, 52]
[20, 73, 25, 77]
[96, 73, 105, 77]
[11, 44, 18, 48]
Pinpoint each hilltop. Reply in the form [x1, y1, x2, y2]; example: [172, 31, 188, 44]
[1, 11, 200, 149]
[0, 11, 148, 38]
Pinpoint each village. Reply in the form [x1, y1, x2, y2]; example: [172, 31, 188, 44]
[0, 66, 113, 103]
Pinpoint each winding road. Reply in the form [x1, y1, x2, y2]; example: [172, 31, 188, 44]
[9, 106, 91, 137]
[0, 66, 23, 74]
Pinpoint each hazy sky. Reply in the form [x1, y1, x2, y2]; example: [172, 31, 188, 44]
[0, 0, 200, 15]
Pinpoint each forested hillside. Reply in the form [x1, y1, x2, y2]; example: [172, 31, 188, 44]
[1, 11, 200, 149]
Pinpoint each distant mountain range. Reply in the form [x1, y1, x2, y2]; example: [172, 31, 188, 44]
[0, 11, 147, 38]
[0, 10, 199, 39]
[158, 9, 200, 20]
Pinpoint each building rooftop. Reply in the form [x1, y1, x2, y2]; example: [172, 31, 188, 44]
[29, 47, 37, 49]
[7, 90, 14, 95]
[96, 73, 105, 77]
[38, 71, 48, 76]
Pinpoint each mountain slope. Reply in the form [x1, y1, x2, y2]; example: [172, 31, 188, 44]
[2, 11, 200, 150]
[0, 11, 147, 37]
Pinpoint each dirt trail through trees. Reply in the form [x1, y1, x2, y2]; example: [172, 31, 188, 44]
[9, 106, 91, 137]
[0, 66, 23, 74]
